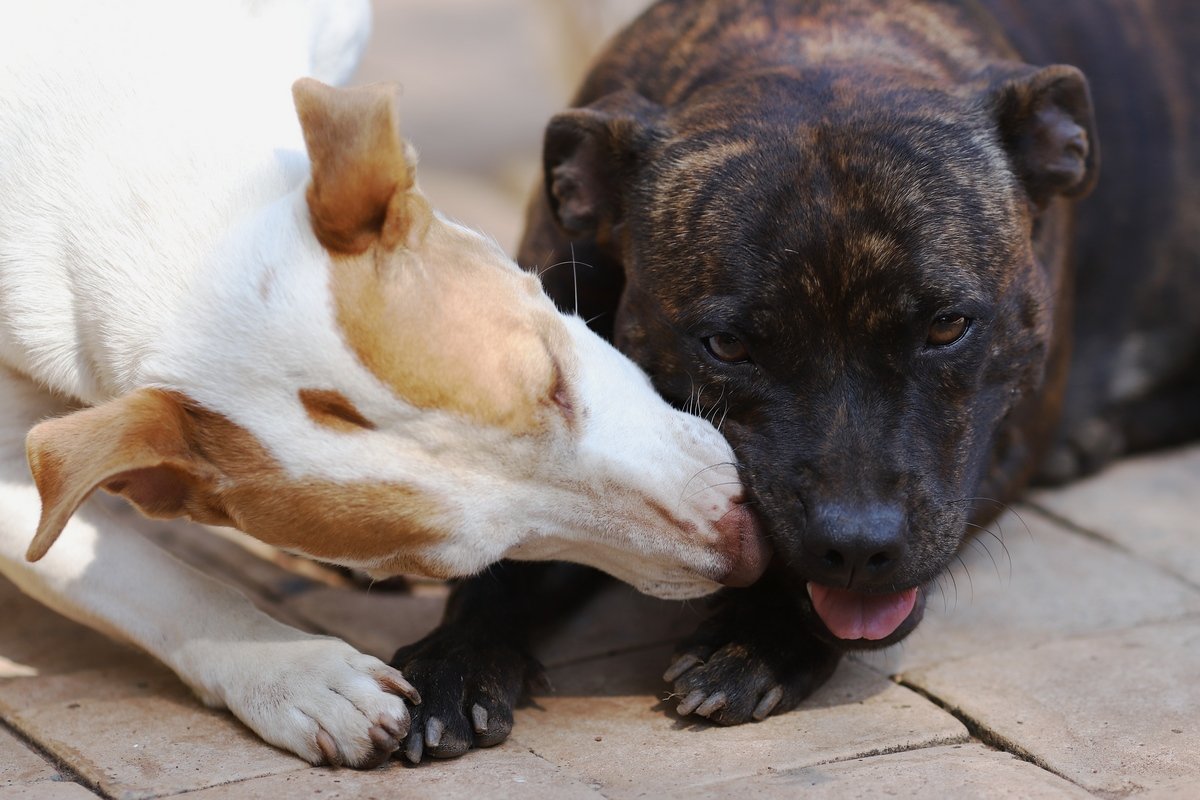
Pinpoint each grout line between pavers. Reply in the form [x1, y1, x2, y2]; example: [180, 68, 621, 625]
[0, 716, 104, 797]
[138, 764, 316, 800]
[1020, 502, 1200, 591]
[799, 728, 973, 772]
[894, 677, 1097, 797]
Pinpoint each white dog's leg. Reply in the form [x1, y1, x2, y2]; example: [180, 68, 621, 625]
[0, 370, 414, 766]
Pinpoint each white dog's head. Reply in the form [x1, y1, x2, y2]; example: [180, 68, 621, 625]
[23, 79, 768, 599]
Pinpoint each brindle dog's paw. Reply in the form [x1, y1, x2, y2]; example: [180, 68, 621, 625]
[663, 615, 841, 726]
[1037, 416, 1126, 484]
[389, 627, 541, 763]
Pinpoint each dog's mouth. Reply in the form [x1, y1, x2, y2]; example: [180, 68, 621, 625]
[806, 582, 925, 644]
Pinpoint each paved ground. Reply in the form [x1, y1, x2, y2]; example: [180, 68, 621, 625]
[3, 2, 1198, 798]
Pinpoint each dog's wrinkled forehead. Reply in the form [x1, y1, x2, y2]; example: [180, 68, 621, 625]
[638, 73, 1028, 330]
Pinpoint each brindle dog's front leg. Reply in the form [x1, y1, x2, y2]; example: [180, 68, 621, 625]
[390, 561, 606, 762]
[664, 576, 841, 726]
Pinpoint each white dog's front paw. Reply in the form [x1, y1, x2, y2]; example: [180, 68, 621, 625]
[186, 635, 419, 767]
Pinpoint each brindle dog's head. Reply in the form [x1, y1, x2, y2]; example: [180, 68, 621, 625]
[534, 59, 1097, 647]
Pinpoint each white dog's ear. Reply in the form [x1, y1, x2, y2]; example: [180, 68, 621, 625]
[292, 77, 430, 254]
[24, 389, 231, 561]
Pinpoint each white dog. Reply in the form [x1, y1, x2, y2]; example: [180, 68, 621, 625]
[0, 0, 766, 767]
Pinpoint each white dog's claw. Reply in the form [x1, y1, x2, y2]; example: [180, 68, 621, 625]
[316, 729, 341, 766]
[369, 724, 399, 751]
[377, 714, 408, 739]
[358, 725, 402, 768]
[381, 672, 421, 704]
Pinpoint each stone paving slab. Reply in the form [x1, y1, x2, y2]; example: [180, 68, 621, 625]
[1134, 778, 1200, 799]
[513, 645, 968, 799]
[1029, 445, 1200, 588]
[0, 601, 305, 800]
[4, 465, 1195, 799]
[0, 784, 98, 800]
[680, 744, 1095, 799]
[854, 504, 1200, 675]
[177, 747, 603, 800]
[0, 577, 142, 680]
[0, 725, 59, 787]
[902, 618, 1200, 797]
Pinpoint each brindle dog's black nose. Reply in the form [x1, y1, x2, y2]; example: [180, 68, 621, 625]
[799, 501, 907, 587]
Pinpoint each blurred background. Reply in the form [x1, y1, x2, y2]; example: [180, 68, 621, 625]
[353, 0, 653, 254]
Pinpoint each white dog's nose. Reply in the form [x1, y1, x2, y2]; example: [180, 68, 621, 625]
[716, 503, 771, 586]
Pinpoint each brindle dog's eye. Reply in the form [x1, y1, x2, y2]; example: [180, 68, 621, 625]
[704, 333, 751, 363]
[927, 314, 970, 347]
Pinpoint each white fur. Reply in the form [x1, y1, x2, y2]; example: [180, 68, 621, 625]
[0, 0, 749, 766]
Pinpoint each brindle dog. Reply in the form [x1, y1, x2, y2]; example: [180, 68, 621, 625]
[391, 0, 1198, 760]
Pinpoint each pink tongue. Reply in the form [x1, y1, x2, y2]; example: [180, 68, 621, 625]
[808, 584, 919, 641]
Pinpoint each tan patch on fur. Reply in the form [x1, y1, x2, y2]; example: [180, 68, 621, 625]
[186, 401, 447, 566]
[298, 388, 376, 432]
[26, 389, 448, 569]
[329, 222, 566, 433]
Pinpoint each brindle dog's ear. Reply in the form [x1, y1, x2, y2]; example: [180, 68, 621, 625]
[989, 64, 1099, 206]
[543, 90, 666, 241]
